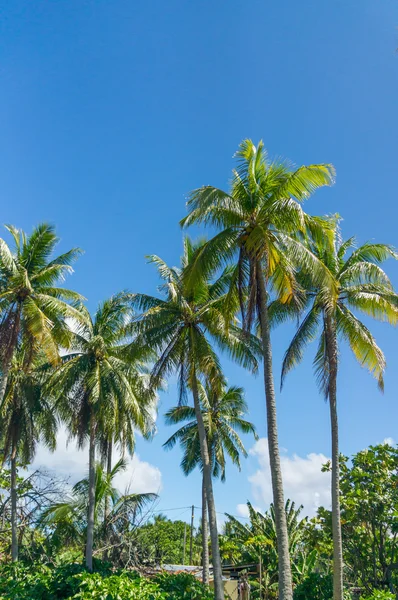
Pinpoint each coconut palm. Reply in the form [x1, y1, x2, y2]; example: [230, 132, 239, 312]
[281, 229, 398, 600]
[40, 459, 157, 557]
[0, 347, 57, 561]
[164, 382, 258, 584]
[181, 140, 335, 600]
[47, 292, 156, 571]
[131, 237, 260, 600]
[0, 223, 84, 404]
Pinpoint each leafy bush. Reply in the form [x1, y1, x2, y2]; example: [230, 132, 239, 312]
[154, 572, 214, 599]
[293, 573, 333, 600]
[0, 562, 214, 599]
[360, 591, 395, 600]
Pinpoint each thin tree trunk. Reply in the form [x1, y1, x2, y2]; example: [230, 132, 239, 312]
[257, 266, 293, 600]
[103, 439, 112, 562]
[191, 374, 224, 600]
[104, 440, 112, 524]
[325, 312, 344, 600]
[86, 417, 96, 571]
[202, 476, 210, 585]
[10, 443, 18, 562]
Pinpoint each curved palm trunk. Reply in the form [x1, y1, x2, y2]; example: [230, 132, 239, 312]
[257, 267, 293, 600]
[10, 443, 18, 562]
[325, 313, 344, 600]
[191, 375, 224, 600]
[85, 417, 96, 571]
[202, 476, 209, 585]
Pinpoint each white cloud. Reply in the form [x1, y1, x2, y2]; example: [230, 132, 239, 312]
[236, 503, 263, 519]
[248, 438, 330, 517]
[236, 503, 250, 518]
[31, 427, 162, 495]
[113, 454, 162, 495]
[383, 437, 395, 446]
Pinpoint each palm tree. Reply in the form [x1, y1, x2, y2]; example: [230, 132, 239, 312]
[48, 292, 156, 571]
[164, 382, 258, 584]
[40, 459, 157, 557]
[0, 223, 84, 404]
[131, 237, 260, 600]
[0, 347, 57, 561]
[181, 140, 335, 600]
[281, 229, 398, 600]
[97, 360, 156, 532]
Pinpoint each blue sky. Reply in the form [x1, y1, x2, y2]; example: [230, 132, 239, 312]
[1, 0, 398, 525]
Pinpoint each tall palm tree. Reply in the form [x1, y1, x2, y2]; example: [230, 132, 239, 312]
[131, 237, 260, 600]
[0, 347, 56, 561]
[281, 229, 398, 600]
[164, 382, 258, 584]
[40, 458, 157, 556]
[180, 140, 335, 600]
[48, 292, 156, 571]
[0, 223, 84, 403]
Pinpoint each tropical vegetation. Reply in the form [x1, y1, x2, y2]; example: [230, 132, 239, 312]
[0, 140, 397, 600]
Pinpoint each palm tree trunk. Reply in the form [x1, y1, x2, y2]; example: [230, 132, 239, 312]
[202, 476, 210, 585]
[103, 439, 112, 562]
[86, 417, 96, 571]
[104, 439, 112, 524]
[10, 443, 18, 562]
[257, 266, 293, 600]
[0, 308, 21, 404]
[191, 374, 224, 600]
[0, 362, 10, 406]
[325, 313, 344, 600]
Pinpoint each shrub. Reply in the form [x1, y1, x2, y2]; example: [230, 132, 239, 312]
[360, 591, 395, 600]
[154, 572, 214, 599]
[0, 562, 214, 599]
[293, 573, 333, 600]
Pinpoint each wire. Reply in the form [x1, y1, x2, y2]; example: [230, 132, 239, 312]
[193, 506, 251, 520]
[152, 506, 192, 513]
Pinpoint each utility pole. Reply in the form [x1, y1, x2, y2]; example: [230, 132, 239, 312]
[189, 505, 195, 564]
[182, 522, 187, 565]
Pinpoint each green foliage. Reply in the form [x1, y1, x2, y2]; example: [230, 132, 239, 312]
[224, 500, 317, 597]
[39, 460, 157, 564]
[293, 573, 333, 600]
[0, 223, 84, 370]
[360, 592, 395, 600]
[154, 573, 214, 599]
[317, 444, 398, 593]
[281, 226, 398, 397]
[135, 516, 196, 565]
[164, 383, 257, 480]
[0, 562, 214, 599]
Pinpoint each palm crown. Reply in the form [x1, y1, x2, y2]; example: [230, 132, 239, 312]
[163, 383, 258, 481]
[0, 223, 84, 367]
[1, 346, 56, 465]
[181, 140, 336, 327]
[281, 228, 398, 394]
[50, 292, 156, 449]
[40, 459, 157, 548]
[131, 237, 261, 398]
